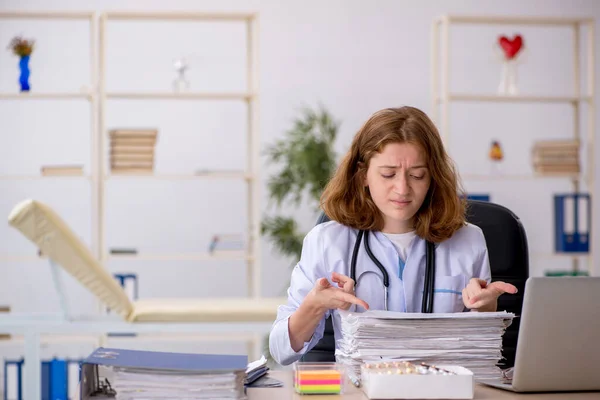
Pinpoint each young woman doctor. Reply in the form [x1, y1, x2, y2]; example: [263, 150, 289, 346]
[269, 106, 518, 366]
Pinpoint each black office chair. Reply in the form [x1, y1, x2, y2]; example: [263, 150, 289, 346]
[301, 200, 529, 369]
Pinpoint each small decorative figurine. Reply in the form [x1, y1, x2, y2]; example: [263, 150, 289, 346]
[489, 140, 504, 175]
[489, 140, 504, 162]
[172, 56, 190, 92]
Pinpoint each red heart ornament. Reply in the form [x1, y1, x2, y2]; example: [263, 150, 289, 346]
[498, 34, 523, 59]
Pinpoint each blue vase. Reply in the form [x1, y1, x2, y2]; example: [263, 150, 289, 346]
[19, 55, 30, 92]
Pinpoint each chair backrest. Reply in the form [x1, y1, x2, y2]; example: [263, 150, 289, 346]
[8, 199, 134, 319]
[301, 200, 529, 368]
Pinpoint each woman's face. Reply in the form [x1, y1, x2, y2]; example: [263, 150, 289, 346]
[365, 142, 431, 233]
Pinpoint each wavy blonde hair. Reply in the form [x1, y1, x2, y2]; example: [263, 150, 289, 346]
[320, 106, 466, 243]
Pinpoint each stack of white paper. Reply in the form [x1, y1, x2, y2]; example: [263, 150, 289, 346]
[112, 368, 246, 399]
[335, 310, 514, 383]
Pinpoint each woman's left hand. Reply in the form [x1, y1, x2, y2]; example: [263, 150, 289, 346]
[462, 278, 518, 312]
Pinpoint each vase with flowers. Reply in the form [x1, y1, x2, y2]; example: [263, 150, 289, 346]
[7, 36, 35, 92]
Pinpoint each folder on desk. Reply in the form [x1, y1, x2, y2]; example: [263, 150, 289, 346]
[80, 347, 248, 399]
[554, 193, 590, 253]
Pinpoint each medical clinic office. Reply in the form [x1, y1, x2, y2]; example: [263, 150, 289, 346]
[0, 0, 599, 399]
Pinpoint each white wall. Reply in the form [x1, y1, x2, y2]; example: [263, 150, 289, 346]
[0, 0, 599, 377]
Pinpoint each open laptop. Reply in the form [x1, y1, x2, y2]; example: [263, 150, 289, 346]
[481, 276, 600, 393]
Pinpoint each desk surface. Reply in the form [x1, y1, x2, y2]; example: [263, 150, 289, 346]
[247, 371, 600, 400]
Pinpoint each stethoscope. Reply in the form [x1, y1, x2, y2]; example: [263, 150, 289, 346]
[350, 230, 436, 313]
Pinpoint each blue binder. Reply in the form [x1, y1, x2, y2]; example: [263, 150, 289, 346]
[3, 358, 71, 400]
[554, 193, 591, 253]
[467, 194, 490, 202]
[80, 347, 248, 396]
[83, 347, 247, 371]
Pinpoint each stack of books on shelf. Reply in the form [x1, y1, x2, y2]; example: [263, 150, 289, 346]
[109, 129, 158, 174]
[532, 139, 580, 175]
[40, 165, 84, 176]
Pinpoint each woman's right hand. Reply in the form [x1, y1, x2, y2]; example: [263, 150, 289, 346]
[306, 272, 370, 313]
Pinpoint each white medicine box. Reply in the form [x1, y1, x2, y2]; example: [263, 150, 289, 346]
[360, 363, 474, 399]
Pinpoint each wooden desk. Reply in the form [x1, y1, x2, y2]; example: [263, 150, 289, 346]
[247, 371, 600, 400]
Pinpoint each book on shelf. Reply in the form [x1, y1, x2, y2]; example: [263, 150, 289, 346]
[110, 168, 154, 175]
[109, 129, 158, 139]
[194, 169, 245, 176]
[109, 248, 138, 255]
[532, 139, 579, 149]
[534, 165, 580, 174]
[110, 161, 154, 169]
[532, 154, 578, 164]
[40, 165, 84, 176]
[110, 145, 156, 154]
[532, 147, 579, 156]
[110, 137, 157, 146]
[110, 153, 155, 162]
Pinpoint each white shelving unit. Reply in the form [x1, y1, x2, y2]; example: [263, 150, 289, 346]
[98, 11, 262, 298]
[0, 10, 98, 260]
[431, 14, 596, 276]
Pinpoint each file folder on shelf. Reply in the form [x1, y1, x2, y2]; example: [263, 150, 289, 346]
[3, 358, 75, 400]
[554, 193, 591, 253]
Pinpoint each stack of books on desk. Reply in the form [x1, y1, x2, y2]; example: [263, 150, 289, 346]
[335, 310, 514, 383]
[109, 129, 158, 174]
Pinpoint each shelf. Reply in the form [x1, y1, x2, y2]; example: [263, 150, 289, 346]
[0, 11, 94, 19]
[0, 93, 93, 100]
[104, 11, 255, 21]
[0, 255, 46, 262]
[105, 172, 252, 181]
[437, 94, 592, 103]
[0, 175, 91, 181]
[107, 252, 252, 261]
[105, 92, 254, 101]
[461, 173, 582, 181]
[438, 15, 593, 26]
[0, 174, 91, 180]
[533, 252, 590, 259]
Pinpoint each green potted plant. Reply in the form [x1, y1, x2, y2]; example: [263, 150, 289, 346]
[262, 105, 339, 266]
[260, 105, 339, 365]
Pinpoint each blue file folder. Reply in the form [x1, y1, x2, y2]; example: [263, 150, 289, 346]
[3, 358, 74, 400]
[82, 347, 247, 371]
[467, 194, 490, 202]
[80, 347, 248, 397]
[554, 193, 591, 253]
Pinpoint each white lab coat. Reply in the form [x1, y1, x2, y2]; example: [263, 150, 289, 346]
[269, 220, 491, 366]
